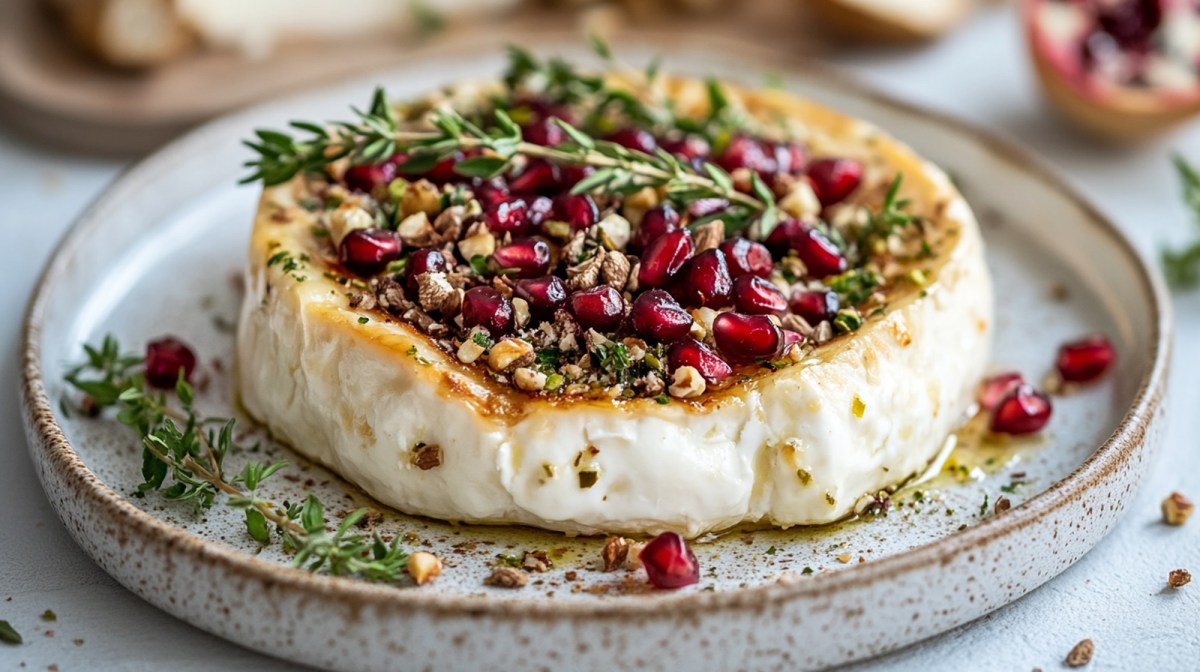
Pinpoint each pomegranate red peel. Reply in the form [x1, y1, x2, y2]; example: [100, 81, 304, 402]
[639, 532, 700, 589]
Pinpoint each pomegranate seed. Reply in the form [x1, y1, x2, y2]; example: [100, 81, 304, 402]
[492, 238, 552, 279]
[484, 196, 532, 236]
[631, 290, 694, 343]
[472, 178, 510, 209]
[774, 142, 808, 176]
[637, 229, 694, 288]
[606, 128, 657, 154]
[789, 289, 839, 325]
[339, 228, 402, 277]
[1096, 0, 1162, 49]
[668, 338, 733, 384]
[508, 160, 560, 195]
[687, 198, 730, 220]
[145, 337, 197, 389]
[344, 161, 397, 194]
[977, 372, 1026, 412]
[639, 531, 699, 589]
[1056, 335, 1116, 383]
[673, 249, 733, 309]
[782, 329, 806, 349]
[560, 165, 594, 189]
[552, 194, 599, 231]
[526, 196, 554, 228]
[989, 385, 1053, 435]
[425, 151, 465, 184]
[711, 312, 784, 363]
[792, 226, 848, 278]
[720, 237, 773, 279]
[522, 117, 567, 147]
[660, 134, 711, 167]
[717, 134, 776, 178]
[733, 276, 787, 315]
[631, 205, 682, 253]
[405, 248, 449, 294]
[807, 159, 863, 207]
[763, 218, 805, 256]
[461, 287, 514, 337]
[514, 276, 568, 316]
[569, 285, 625, 331]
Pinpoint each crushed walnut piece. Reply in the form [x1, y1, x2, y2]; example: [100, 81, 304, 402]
[1168, 568, 1192, 589]
[411, 442, 442, 470]
[521, 550, 553, 573]
[1162, 491, 1194, 526]
[994, 496, 1012, 514]
[1065, 639, 1094, 668]
[484, 566, 529, 588]
[602, 536, 630, 572]
[407, 551, 442, 585]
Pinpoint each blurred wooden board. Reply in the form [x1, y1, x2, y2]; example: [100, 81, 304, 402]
[0, 0, 833, 156]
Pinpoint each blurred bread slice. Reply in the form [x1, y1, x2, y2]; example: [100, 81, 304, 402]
[46, 0, 522, 68]
[809, 0, 970, 43]
[47, 0, 196, 68]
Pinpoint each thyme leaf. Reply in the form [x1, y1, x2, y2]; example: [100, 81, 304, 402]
[1163, 155, 1200, 288]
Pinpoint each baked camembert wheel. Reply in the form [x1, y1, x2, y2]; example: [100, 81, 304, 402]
[237, 49, 992, 538]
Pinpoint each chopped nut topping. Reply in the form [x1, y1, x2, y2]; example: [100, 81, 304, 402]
[397, 211, 436, 247]
[488, 338, 535, 372]
[1065, 639, 1094, 668]
[457, 230, 496, 261]
[692, 220, 724, 253]
[511, 297, 531, 329]
[1168, 568, 1192, 588]
[601, 536, 630, 572]
[600, 251, 632, 290]
[779, 179, 822, 219]
[669, 366, 706, 398]
[521, 550, 553, 573]
[994, 496, 1012, 514]
[328, 204, 373, 244]
[813, 320, 834, 344]
[407, 551, 442, 585]
[416, 272, 462, 315]
[400, 178, 441, 217]
[456, 331, 487, 364]
[836, 553, 852, 564]
[513, 367, 547, 391]
[1162, 491, 1194, 526]
[484, 566, 529, 588]
[597, 213, 631, 251]
[567, 250, 605, 291]
[411, 442, 442, 470]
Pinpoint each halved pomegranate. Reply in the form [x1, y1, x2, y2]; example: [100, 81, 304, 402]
[1056, 334, 1116, 383]
[1024, 0, 1200, 140]
[711, 312, 784, 363]
[631, 290, 694, 343]
[491, 239, 552, 279]
[339, 228, 402, 277]
[514, 276, 568, 316]
[733, 276, 787, 315]
[569, 285, 625, 331]
[639, 532, 700, 589]
[638, 229, 694, 288]
[668, 338, 734, 384]
[977, 371, 1025, 411]
[145, 337, 198, 389]
[461, 287, 514, 337]
[672, 249, 733, 309]
[990, 385, 1053, 435]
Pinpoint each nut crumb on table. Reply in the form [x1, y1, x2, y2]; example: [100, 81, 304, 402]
[1167, 569, 1191, 589]
[1065, 638, 1094, 668]
[1161, 491, 1194, 526]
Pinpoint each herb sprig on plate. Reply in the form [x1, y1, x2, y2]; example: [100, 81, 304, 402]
[1163, 155, 1200, 288]
[65, 336, 411, 583]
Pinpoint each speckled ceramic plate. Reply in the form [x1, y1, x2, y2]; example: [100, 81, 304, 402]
[20, 34, 1171, 672]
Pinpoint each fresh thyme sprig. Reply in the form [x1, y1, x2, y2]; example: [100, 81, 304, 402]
[1163, 155, 1200, 288]
[65, 337, 410, 583]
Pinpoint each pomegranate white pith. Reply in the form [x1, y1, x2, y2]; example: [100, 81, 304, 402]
[236, 77, 993, 538]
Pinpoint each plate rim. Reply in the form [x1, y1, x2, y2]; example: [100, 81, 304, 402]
[19, 34, 1174, 621]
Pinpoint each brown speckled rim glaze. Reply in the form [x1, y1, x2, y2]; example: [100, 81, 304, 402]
[19, 30, 1172, 628]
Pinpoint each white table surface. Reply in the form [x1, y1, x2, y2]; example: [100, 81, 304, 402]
[1, 6, 1198, 670]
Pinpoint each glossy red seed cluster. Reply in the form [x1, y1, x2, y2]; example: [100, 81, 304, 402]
[326, 96, 881, 396]
[639, 531, 700, 589]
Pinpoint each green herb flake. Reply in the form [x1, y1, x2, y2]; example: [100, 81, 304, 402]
[801, 566, 814, 575]
[1163, 155, 1200, 288]
[40, 610, 56, 623]
[851, 395, 866, 419]
[358, 316, 370, 324]
[0, 620, 21, 645]
[578, 469, 599, 489]
[979, 494, 990, 517]
[765, 546, 777, 556]
[472, 331, 493, 348]
[654, 394, 670, 405]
